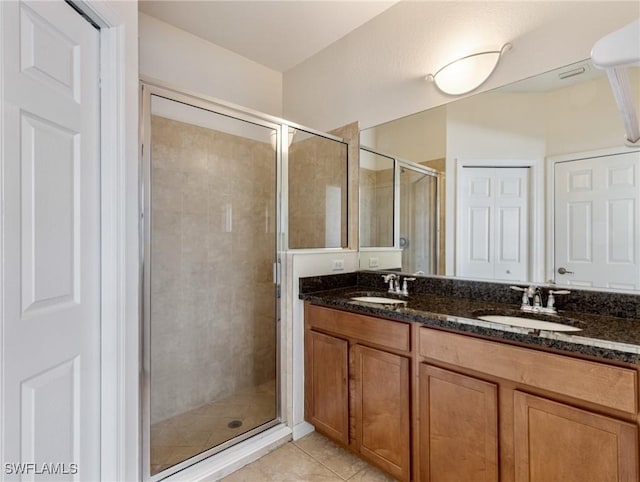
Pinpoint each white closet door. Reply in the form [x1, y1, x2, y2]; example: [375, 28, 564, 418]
[494, 169, 529, 281]
[2, 1, 101, 480]
[457, 167, 529, 281]
[554, 152, 640, 290]
[458, 168, 494, 280]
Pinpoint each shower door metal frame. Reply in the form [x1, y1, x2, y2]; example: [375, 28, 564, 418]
[140, 79, 297, 481]
[395, 160, 441, 275]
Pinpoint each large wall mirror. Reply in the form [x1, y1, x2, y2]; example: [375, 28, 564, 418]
[360, 60, 640, 292]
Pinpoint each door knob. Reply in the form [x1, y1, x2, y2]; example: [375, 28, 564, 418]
[557, 267, 574, 275]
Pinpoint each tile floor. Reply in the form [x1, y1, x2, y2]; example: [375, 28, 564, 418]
[151, 380, 276, 475]
[220, 431, 398, 482]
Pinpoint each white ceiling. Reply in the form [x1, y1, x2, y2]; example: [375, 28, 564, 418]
[138, 1, 398, 72]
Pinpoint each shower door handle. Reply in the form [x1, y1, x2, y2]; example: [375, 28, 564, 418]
[273, 262, 281, 284]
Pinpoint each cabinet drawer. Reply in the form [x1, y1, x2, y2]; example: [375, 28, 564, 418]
[306, 304, 410, 352]
[419, 328, 638, 414]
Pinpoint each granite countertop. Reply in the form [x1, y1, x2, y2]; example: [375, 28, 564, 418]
[300, 285, 640, 365]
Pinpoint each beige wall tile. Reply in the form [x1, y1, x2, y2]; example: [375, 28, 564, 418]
[150, 115, 277, 424]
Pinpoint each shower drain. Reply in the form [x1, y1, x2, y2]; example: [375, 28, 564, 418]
[227, 420, 243, 429]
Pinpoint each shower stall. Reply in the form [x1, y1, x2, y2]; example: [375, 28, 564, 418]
[141, 84, 282, 480]
[140, 82, 349, 480]
[398, 164, 440, 275]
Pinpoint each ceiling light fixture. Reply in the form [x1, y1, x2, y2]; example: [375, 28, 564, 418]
[426, 43, 512, 96]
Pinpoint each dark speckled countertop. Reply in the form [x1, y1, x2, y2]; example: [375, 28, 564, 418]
[299, 272, 640, 365]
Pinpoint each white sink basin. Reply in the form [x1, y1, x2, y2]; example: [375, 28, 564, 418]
[351, 296, 406, 305]
[477, 315, 581, 332]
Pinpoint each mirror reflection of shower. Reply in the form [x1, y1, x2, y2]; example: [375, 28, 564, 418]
[399, 164, 440, 275]
[358, 147, 443, 273]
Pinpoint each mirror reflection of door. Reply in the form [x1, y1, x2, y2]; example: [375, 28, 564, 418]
[554, 151, 640, 290]
[457, 167, 530, 281]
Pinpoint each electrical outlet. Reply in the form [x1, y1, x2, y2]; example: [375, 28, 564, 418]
[332, 259, 345, 271]
[369, 257, 379, 268]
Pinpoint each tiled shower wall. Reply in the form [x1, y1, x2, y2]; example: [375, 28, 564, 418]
[359, 167, 393, 247]
[288, 134, 349, 249]
[150, 115, 276, 424]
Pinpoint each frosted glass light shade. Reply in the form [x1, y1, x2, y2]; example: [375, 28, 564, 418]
[427, 44, 511, 96]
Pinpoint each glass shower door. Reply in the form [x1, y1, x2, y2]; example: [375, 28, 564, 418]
[144, 93, 279, 478]
[399, 165, 439, 275]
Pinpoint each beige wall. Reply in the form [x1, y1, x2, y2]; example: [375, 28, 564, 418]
[283, 2, 638, 131]
[139, 13, 282, 117]
[150, 115, 276, 423]
[545, 69, 640, 156]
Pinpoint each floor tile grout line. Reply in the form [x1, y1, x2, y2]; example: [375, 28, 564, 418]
[292, 435, 399, 482]
[289, 440, 351, 481]
[274, 442, 345, 481]
[292, 438, 364, 481]
[291, 439, 388, 482]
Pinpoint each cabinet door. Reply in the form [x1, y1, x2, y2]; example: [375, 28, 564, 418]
[514, 391, 639, 482]
[354, 344, 411, 482]
[305, 330, 349, 444]
[419, 364, 499, 482]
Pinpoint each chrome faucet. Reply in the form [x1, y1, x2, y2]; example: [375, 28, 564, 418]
[381, 274, 415, 296]
[510, 285, 570, 314]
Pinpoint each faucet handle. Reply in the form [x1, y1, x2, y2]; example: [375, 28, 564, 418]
[400, 277, 416, 296]
[511, 285, 530, 308]
[382, 273, 397, 292]
[382, 274, 396, 282]
[546, 289, 570, 310]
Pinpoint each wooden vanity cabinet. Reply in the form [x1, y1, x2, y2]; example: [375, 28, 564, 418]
[305, 330, 349, 444]
[305, 303, 640, 482]
[419, 327, 640, 482]
[354, 344, 411, 481]
[419, 364, 499, 482]
[513, 391, 639, 482]
[304, 303, 411, 481]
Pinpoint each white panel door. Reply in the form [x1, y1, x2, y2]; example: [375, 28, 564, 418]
[458, 167, 529, 281]
[554, 152, 640, 290]
[2, 1, 100, 480]
[494, 169, 529, 281]
[458, 170, 494, 280]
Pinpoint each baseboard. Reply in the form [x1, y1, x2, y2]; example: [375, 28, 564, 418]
[292, 421, 315, 441]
